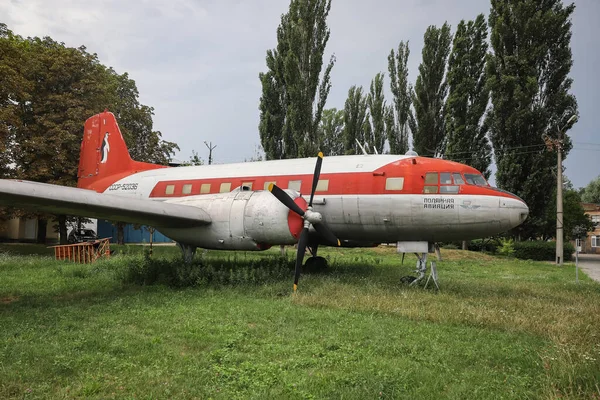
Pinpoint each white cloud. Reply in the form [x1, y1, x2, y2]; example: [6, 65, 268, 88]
[1, 0, 598, 187]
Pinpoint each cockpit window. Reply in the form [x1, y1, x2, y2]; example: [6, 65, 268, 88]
[464, 173, 488, 186]
[440, 172, 452, 184]
[452, 173, 465, 185]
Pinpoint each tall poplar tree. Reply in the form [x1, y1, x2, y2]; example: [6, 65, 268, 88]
[412, 23, 452, 157]
[366, 73, 386, 154]
[487, 0, 578, 238]
[445, 14, 491, 178]
[318, 108, 344, 156]
[387, 41, 414, 154]
[258, 0, 335, 159]
[343, 86, 369, 155]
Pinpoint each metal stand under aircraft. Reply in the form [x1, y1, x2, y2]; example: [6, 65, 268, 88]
[397, 241, 440, 290]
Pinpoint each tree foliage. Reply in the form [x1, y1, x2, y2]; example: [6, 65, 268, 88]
[412, 23, 452, 157]
[581, 176, 600, 204]
[343, 86, 370, 155]
[366, 73, 386, 154]
[487, 0, 578, 239]
[544, 183, 594, 241]
[387, 41, 414, 154]
[445, 15, 491, 178]
[258, 0, 335, 160]
[0, 24, 178, 242]
[318, 108, 344, 156]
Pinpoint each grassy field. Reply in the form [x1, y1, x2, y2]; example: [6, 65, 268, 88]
[1, 243, 599, 399]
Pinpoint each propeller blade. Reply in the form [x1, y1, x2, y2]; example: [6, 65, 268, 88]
[268, 183, 305, 217]
[313, 222, 341, 247]
[309, 152, 323, 207]
[294, 227, 310, 292]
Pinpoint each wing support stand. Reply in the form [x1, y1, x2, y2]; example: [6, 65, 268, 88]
[177, 242, 197, 264]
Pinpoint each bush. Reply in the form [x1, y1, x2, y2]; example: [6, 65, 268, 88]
[497, 238, 515, 257]
[467, 238, 500, 253]
[116, 250, 294, 288]
[513, 241, 575, 262]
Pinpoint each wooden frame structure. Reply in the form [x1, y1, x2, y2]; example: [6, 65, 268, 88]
[50, 238, 111, 263]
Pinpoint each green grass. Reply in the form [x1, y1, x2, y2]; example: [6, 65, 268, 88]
[1, 245, 599, 399]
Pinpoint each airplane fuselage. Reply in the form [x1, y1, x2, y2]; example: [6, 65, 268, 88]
[88, 154, 529, 250]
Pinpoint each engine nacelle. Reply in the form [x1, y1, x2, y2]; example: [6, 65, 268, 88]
[157, 189, 306, 250]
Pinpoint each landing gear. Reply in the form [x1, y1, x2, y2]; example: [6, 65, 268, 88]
[303, 244, 328, 273]
[177, 242, 197, 263]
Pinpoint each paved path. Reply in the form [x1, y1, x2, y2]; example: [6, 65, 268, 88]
[575, 253, 600, 283]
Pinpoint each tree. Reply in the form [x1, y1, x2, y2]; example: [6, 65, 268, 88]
[444, 15, 491, 178]
[258, 0, 335, 159]
[318, 108, 344, 156]
[0, 24, 29, 181]
[487, 0, 578, 239]
[581, 176, 600, 204]
[366, 73, 386, 154]
[387, 41, 414, 154]
[1, 26, 179, 243]
[544, 183, 594, 241]
[343, 86, 370, 155]
[412, 23, 452, 157]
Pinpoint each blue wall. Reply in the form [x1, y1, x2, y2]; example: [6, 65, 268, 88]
[97, 220, 174, 244]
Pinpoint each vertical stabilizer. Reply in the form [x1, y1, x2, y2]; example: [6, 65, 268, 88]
[77, 110, 166, 192]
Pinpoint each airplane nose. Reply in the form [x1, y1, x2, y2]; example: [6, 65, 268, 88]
[498, 191, 529, 228]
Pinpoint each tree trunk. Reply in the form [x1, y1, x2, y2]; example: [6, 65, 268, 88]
[36, 217, 47, 244]
[58, 215, 68, 244]
[117, 222, 125, 245]
[462, 240, 468, 250]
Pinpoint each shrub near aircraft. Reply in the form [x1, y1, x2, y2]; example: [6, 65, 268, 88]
[0, 111, 529, 291]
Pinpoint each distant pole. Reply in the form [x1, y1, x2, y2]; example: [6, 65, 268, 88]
[204, 141, 217, 165]
[556, 134, 563, 266]
[547, 113, 577, 266]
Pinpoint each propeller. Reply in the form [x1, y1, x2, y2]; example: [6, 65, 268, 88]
[268, 152, 340, 292]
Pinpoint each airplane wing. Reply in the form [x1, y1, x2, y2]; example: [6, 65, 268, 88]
[0, 179, 211, 228]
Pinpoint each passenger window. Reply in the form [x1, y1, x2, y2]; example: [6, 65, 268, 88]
[182, 184, 192, 195]
[385, 177, 404, 190]
[165, 184, 175, 195]
[440, 173, 452, 184]
[264, 181, 276, 190]
[200, 183, 211, 194]
[452, 173, 465, 185]
[424, 172, 438, 184]
[424, 186, 438, 194]
[288, 180, 302, 192]
[220, 182, 231, 193]
[316, 179, 329, 192]
[440, 185, 459, 194]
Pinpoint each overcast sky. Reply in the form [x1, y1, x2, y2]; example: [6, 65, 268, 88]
[2, 0, 597, 188]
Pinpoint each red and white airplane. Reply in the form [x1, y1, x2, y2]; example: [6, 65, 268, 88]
[0, 111, 529, 290]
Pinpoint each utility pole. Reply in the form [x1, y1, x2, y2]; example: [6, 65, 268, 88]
[204, 141, 217, 165]
[543, 113, 577, 266]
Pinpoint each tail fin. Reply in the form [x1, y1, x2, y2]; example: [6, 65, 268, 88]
[77, 110, 167, 192]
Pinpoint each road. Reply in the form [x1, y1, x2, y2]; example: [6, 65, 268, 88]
[575, 253, 600, 283]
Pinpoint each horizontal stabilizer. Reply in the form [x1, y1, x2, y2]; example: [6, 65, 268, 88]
[0, 180, 211, 228]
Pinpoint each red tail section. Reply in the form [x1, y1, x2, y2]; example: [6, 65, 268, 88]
[77, 110, 167, 192]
